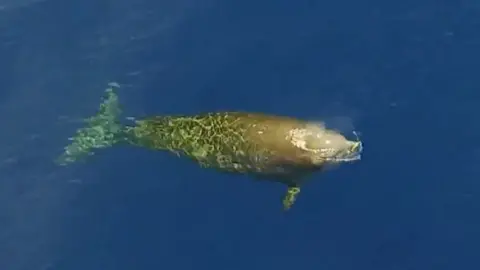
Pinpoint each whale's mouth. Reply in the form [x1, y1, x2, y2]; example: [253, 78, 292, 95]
[323, 140, 362, 163]
[288, 127, 364, 164]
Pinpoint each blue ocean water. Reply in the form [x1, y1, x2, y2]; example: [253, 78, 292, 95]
[1, 0, 479, 269]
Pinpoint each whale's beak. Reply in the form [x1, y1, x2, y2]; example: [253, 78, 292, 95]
[351, 141, 362, 154]
[347, 140, 362, 161]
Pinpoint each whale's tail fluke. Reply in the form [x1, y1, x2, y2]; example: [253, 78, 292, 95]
[56, 82, 124, 166]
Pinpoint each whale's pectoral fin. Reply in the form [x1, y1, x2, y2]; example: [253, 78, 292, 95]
[282, 185, 301, 211]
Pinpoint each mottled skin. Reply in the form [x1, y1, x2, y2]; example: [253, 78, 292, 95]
[126, 113, 324, 181]
[123, 112, 328, 210]
[58, 84, 362, 211]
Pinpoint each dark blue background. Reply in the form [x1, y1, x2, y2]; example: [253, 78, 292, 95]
[1, 0, 479, 269]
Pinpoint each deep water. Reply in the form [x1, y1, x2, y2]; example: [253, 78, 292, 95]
[0, 0, 479, 269]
